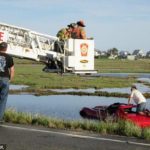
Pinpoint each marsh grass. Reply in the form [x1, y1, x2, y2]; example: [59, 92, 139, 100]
[10, 58, 150, 98]
[4, 109, 150, 140]
[116, 120, 142, 137]
[142, 128, 150, 140]
[12, 58, 150, 90]
[95, 59, 150, 73]
[13, 63, 136, 89]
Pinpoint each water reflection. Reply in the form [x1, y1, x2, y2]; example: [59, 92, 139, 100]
[10, 85, 28, 90]
[96, 73, 150, 78]
[97, 83, 150, 94]
[138, 78, 150, 83]
[7, 95, 150, 120]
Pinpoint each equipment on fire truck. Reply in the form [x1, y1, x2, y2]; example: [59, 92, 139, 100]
[0, 22, 96, 74]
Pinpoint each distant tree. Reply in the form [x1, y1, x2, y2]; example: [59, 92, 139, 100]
[107, 48, 119, 56]
[146, 51, 150, 58]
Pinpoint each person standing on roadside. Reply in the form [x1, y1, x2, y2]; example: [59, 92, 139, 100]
[0, 42, 14, 123]
[128, 85, 146, 115]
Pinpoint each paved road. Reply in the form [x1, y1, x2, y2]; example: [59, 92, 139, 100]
[0, 123, 150, 150]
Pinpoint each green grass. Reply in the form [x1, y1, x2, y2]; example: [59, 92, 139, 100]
[142, 128, 150, 140]
[4, 109, 150, 140]
[12, 59, 138, 89]
[95, 58, 150, 73]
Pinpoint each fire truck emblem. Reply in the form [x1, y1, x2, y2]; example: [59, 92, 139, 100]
[80, 43, 88, 56]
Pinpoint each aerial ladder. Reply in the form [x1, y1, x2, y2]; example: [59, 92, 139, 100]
[0, 22, 97, 74]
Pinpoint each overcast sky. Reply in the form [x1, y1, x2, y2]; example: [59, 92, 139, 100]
[0, 0, 150, 52]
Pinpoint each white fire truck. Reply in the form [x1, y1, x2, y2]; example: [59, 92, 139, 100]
[0, 22, 96, 74]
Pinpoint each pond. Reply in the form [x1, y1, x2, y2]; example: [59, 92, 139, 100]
[9, 85, 29, 90]
[6, 94, 150, 120]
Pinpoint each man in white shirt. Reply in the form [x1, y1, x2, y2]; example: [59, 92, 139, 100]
[128, 85, 146, 115]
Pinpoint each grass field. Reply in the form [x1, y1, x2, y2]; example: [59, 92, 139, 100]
[95, 58, 150, 73]
[12, 60, 137, 89]
[12, 58, 150, 90]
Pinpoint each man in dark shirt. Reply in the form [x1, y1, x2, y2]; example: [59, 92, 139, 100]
[0, 42, 14, 122]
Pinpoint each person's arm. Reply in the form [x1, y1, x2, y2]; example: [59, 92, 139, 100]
[9, 65, 14, 82]
[81, 29, 86, 39]
[128, 92, 133, 104]
[128, 96, 131, 104]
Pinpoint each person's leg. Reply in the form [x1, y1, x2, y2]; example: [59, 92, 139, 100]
[0, 79, 9, 120]
[136, 102, 146, 115]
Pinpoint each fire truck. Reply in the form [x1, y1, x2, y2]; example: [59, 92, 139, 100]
[0, 22, 96, 74]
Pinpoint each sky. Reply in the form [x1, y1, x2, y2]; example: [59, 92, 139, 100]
[0, 0, 150, 53]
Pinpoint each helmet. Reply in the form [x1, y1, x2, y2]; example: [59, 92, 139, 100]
[77, 20, 86, 27]
[68, 23, 76, 28]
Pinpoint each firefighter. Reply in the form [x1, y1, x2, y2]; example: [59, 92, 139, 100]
[70, 20, 86, 39]
[55, 23, 76, 54]
[56, 23, 75, 41]
[69, 23, 77, 39]
[56, 27, 70, 41]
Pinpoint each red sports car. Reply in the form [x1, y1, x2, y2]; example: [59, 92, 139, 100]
[80, 103, 150, 128]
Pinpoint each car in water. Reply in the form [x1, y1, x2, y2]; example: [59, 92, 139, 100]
[80, 103, 150, 128]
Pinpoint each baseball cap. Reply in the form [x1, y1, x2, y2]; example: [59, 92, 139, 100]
[68, 23, 76, 28]
[131, 85, 137, 90]
[77, 20, 86, 27]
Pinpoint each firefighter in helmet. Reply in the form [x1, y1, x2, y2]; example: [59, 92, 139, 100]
[56, 23, 76, 41]
[70, 20, 86, 39]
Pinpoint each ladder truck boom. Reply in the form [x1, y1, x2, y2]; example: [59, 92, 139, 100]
[0, 22, 96, 74]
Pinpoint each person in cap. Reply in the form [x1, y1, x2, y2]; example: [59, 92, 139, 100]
[0, 42, 14, 123]
[56, 23, 76, 41]
[72, 20, 86, 39]
[128, 85, 146, 115]
[67, 23, 77, 39]
[56, 27, 70, 41]
[66, 23, 76, 38]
